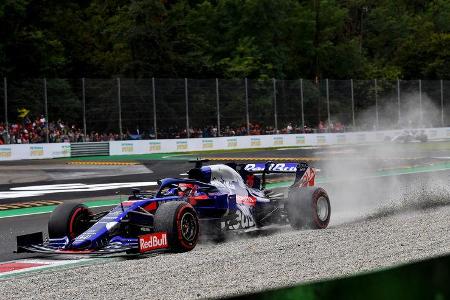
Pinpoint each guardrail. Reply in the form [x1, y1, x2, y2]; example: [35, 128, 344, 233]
[70, 142, 109, 157]
[1, 128, 449, 161]
[109, 127, 450, 155]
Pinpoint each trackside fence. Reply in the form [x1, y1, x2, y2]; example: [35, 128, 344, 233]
[0, 78, 449, 144]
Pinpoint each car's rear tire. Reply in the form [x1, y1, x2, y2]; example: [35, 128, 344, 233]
[48, 201, 92, 239]
[286, 187, 330, 229]
[154, 201, 199, 252]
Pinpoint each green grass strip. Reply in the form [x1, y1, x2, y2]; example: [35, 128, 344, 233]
[376, 162, 450, 176]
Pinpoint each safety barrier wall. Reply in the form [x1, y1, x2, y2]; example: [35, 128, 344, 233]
[1, 128, 449, 161]
[0, 143, 71, 161]
[109, 127, 450, 156]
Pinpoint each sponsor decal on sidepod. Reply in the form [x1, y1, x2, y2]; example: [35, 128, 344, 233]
[139, 232, 168, 253]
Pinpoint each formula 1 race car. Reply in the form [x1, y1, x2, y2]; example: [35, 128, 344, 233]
[16, 160, 331, 255]
[387, 129, 428, 143]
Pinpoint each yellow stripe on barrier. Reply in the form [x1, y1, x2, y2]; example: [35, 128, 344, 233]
[67, 161, 138, 166]
[204, 156, 421, 161]
[204, 157, 322, 161]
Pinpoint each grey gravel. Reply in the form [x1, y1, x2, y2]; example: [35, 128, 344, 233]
[1, 205, 450, 300]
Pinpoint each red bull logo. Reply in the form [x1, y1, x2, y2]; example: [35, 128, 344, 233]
[138, 232, 168, 253]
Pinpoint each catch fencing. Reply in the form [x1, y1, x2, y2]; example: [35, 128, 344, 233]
[0, 78, 449, 143]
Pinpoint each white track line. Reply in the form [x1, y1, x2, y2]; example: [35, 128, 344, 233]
[0, 182, 158, 200]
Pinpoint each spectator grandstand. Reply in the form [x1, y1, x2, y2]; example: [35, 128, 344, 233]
[0, 117, 347, 144]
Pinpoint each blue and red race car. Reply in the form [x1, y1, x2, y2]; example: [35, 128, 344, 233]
[17, 160, 331, 255]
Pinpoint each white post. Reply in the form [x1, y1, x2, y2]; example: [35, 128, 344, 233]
[216, 78, 221, 136]
[3, 77, 7, 131]
[419, 79, 423, 127]
[441, 79, 444, 127]
[300, 79, 305, 130]
[82, 78, 87, 140]
[185, 78, 189, 138]
[273, 78, 278, 131]
[374, 79, 379, 129]
[44, 78, 49, 143]
[397, 79, 401, 126]
[326, 78, 330, 132]
[351, 79, 355, 128]
[245, 78, 250, 134]
[152, 77, 157, 139]
[117, 78, 123, 139]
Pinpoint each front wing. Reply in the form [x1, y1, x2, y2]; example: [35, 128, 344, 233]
[17, 243, 138, 255]
[16, 232, 172, 256]
[16, 232, 139, 256]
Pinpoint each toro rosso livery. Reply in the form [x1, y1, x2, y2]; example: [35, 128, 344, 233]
[17, 160, 331, 255]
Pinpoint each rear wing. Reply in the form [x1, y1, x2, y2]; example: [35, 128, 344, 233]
[241, 162, 315, 188]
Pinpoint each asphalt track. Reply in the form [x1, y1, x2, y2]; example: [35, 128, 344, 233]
[1, 142, 448, 203]
[0, 142, 449, 299]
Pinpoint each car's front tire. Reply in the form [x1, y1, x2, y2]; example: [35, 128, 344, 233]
[48, 201, 92, 239]
[154, 201, 199, 252]
[286, 187, 331, 229]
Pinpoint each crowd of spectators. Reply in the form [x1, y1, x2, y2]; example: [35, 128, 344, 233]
[122, 121, 347, 140]
[0, 119, 124, 145]
[0, 117, 347, 145]
[0, 116, 84, 144]
[153, 121, 346, 139]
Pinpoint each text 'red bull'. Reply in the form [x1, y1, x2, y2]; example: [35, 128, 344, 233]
[138, 232, 168, 253]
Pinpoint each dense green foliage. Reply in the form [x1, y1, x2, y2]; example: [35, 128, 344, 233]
[236, 253, 450, 300]
[0, 0, 449, 79]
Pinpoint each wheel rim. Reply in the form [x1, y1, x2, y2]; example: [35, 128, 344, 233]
[180, 211, 197, 242]
[316, 196, 329, 222]
[69, 208, 90, 239]
[70, 209, 89, 238]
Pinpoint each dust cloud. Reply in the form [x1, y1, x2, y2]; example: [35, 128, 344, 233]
[321, 92, 450, 226]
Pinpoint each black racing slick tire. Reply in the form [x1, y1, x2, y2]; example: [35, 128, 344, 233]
[286, 187, 331, 230]
[154, 201, 199, 252]
[48, 201, 92, 240]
